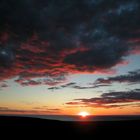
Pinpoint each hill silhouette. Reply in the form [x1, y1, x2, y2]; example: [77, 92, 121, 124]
[0, 116, 140, 138]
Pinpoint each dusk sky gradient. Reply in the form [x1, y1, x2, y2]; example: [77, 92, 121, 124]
[0, 0, 140, 115]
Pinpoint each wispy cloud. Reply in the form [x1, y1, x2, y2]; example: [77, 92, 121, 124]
[61, 82, 76, 88]
[48, 82, 110, 90]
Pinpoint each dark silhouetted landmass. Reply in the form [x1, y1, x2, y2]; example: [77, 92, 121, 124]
[0, 116, 140, 138]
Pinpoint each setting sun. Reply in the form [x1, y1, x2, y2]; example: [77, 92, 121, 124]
[78, 111, 90, 117]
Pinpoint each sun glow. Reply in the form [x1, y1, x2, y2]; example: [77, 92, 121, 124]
[78, 111, 90, 117]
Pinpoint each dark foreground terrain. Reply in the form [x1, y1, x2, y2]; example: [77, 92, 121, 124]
[0, 116, 140, 138]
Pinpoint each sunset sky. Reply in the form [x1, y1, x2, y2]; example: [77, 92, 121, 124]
[0, 0, 140, 116]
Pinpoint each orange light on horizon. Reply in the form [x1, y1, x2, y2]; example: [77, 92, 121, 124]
[78, 111, 90, 118]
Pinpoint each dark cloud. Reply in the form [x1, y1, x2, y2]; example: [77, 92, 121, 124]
[66, 89, 140, 108]
[48, 87, 60, 90]
[0, 82, 8, 90]
[48, 82, 110, 90]
[72, 86, 92, 89]
[0, 106, 61, 114]
[95, 69, 140, 84]
[48, 82, 76, 90]
[0, 83, 8, 88]
[61, 82, 76, 88]
[33, 106, 61, 111]
[15, 75, 66, 86]
[47, 108, 60, 111]
[72, 84, 110, 89]
[66, 102, 133, 109]
[0, 107, 9, 110]
[19, 80, 42, 86]
[0, 0, 140, 85]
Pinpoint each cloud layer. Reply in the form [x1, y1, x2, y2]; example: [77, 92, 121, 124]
[0, 0, 140, 85]
[66, 89, 140, 108]
[0, 106, 61, 114]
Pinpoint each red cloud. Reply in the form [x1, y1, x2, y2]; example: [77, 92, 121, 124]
[0, 32, 138, 86]
[1, 33, 117, 86]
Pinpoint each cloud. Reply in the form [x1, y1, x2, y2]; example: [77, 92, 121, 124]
[19, 80, 42, 86]
[66, 89, 140, 108]
[95, 69, 140, 84]
[15, 75, 66, 86]
[66, 102, 133, 109]
[33, 106, 61, 111]
[61, 82, 76, 88]
[0, 107, 61, 114]
[0, 0, 140, 85]
[48, 82, 110, 90]
[0, 82, 8, 90]
[72, 84, 110, 89]
[47, 108, 61, 111]
[48, 87, 61, 90]
[0, 83, 8, 88]
[48, 82, 76, 90]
